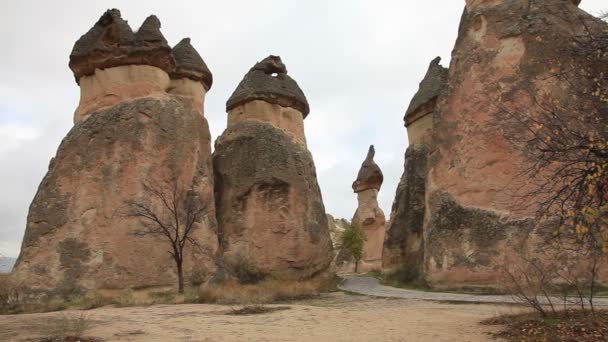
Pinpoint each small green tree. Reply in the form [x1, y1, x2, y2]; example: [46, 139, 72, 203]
[342, 224, 364, 273]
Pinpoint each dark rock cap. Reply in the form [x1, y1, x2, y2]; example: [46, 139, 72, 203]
[352, 145, 384, 193]
[69, 9, 175, 83]
[171, 38, 213, 91]
[404, 57, 448, 124]
[226, 55, 310, 117]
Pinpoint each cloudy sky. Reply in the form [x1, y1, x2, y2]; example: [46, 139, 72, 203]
[0, 1, 605, 257]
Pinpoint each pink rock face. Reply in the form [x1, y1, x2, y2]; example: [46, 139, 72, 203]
[424, 0, 606, 286]
[14, 96, 218, 294]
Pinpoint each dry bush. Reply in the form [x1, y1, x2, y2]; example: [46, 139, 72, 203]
[0, 273, 25, 314]
[198, 274, 336, 305]
[500, 248, 603, 317]
[500, 254, 560, 317]
[47, 312, 93, 339]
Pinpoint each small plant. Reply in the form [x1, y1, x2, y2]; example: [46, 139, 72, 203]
[341, 223, 364, 272]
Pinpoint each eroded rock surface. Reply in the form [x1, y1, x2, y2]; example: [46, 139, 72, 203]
[424, 0, 606, 285]
[382, 144, 429, 274]
[14, 97, 218, 294]
[214, 56, 333, 280]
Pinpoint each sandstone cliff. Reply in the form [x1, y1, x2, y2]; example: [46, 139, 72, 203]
[14, 10, 218, 295]
[213, 56, 333, 281]
[425, 0, 606, 286]
[386, 0, 607, 286]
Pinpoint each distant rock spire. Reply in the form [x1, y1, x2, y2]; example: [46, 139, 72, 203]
[352, 145, 384, 193]
[171, 38, 213, 91]
[69, 9, 175, 83]
[404, 57, 448, 125]
[226, 55, 310, 117]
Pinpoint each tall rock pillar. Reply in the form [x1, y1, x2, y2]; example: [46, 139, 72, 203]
[14, 10, 218, 296]
[382, 58, 447, 276]
[213, 56, 333, 281]
[351, 146, 385, 270]
[424, 0, 606, 286]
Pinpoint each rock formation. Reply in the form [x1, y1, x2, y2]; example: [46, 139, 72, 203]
[327, 214, 349, 251]
[213, 56, 333, 281]
[351, 146, 385, 270]
[14, 9, 218, 296]
[383, 58, 446, 274]
[386, 0, 607, 286]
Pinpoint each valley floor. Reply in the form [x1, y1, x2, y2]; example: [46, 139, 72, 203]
[0, 292, 516, 342]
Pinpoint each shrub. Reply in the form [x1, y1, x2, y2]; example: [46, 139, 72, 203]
[230, 254, 266, 285]
[341, 224, 364, 272]
[0, 273, 24, 314]
[49, 312, 93, 338]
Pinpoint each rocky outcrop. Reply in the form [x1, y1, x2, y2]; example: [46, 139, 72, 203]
[404, 57, 448, 145]
[382, 144, 429, 274]
[69, 10, 175, 82]
[351, 146, 385, 271]
[382, 57, 447, 277]
[168, 38, 212, 115]
[14, 10, 218, 296]
[423, 0, 606, 285]
[213, 56, 333, 281]
[327, 214, 349, 251]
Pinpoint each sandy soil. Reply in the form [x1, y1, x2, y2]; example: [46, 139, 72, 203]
[0, 293, 518, 342]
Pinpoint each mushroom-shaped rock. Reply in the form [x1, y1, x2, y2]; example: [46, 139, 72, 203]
[352, 145, 384, 193]
[404, 57, 448, 126]
[213, 56, 332, 281]
[69, 10, 174, 83]
[171, 38, 213, 90]
[226, 55, 310, 117]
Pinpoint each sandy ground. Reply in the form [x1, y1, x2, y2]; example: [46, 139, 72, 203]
[0, 293, 519, 342]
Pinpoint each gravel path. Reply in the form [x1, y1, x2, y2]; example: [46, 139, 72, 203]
[339, 275, 608, 306]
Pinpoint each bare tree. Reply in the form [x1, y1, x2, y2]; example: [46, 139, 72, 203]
[123, 180, 209, 293]
[498, 14, 607, 315]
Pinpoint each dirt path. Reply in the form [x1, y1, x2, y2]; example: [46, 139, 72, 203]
[339, 276, 608, 305]
[0, 293, 513, 342]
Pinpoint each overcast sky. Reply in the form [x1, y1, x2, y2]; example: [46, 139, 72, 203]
[0, 1, 605, 257]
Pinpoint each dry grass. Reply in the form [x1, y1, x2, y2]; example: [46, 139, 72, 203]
[47, 312, 93, 338]
[227, 305, 291, 316]
[483, 310, 608, 341]
[0, 273, 25, 314]
[198, 275, 336, 305]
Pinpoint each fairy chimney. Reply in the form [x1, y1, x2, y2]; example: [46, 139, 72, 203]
[14, 9, 218, 296]
[351, 146, 385, 270]
[213, 55, 333, 281]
